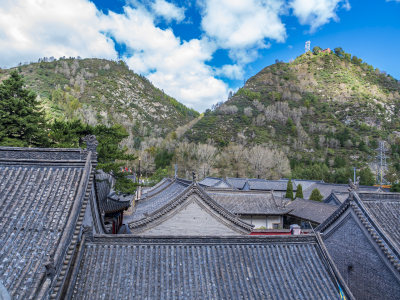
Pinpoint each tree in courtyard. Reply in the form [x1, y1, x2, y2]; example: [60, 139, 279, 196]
[310, 188, 323, 201]
[0, 71, 49, 147]
[285, 179, 294, 200]
[295, 184, 303, 199]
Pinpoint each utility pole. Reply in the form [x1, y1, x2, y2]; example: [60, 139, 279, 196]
[138, 157, 141, 184]
[353, 167, 356, 183]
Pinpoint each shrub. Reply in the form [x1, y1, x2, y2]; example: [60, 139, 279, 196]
[309, 188, 323, 201]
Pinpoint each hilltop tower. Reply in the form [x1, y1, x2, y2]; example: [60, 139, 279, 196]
[305, 41, 311, 52]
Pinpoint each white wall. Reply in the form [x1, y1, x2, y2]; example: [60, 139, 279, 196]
[267, 216, 282, 229]
[240, 215, 283, 229]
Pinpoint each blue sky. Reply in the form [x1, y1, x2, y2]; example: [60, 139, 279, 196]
[0, 0, 399, 111]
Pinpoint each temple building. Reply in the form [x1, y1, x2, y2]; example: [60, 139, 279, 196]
[205, 189, 290, 229]
[0, 140, 382, 299]
[95, 170, 131, 234]
[317, 191, 400, 299]
[284, 198, 338, 228]
[65, 234, 353, 299]
[0, 136, 99, 299]
[127, 178, 253, 235]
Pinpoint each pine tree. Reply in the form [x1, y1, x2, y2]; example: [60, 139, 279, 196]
[295, 183, 303, 199]
[309, 188, 323, 201]
[285, 179, 294, 200]
[0, 71, 49, 146]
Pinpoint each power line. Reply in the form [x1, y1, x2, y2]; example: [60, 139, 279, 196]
[375, 141, 388, 186]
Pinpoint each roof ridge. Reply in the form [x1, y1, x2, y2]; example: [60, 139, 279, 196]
[317, 192, 400, 272]
[315, 233, 355, 300]
[90, 234, 318, 244]
[129, 183, 253, 233]
[49, 152, 96, 299]
[140, 177, 176, 200]
[0, 146, 88, 162]
[351, 193, 400, 266]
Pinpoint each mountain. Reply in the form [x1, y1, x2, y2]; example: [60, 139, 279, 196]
[0, 58, 199, 149]
[185, 49, 400, 182]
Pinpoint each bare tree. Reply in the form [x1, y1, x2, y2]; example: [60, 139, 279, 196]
[247, 145, 291, 179]
[196, 143, 218, 179]
[217, 143, 247, 178]
[175, 141, 197, 179]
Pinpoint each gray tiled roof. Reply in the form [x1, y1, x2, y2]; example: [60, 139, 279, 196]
[199, 177, 232, 189]
[226, 177, 248, 189]
[303, 182, 380, 200]
[358, 192, 400, 250]
[324, 192, 349, 205]
[69, 235, 352, 300]
[141, 177, 173, 198]
[286, 198, 338, 224]
[0, 146, 94, 299]
[206, 190, 290, 215]
[248, 179, 296, 191]
[101, 192, 131, 214]
[292, 179, 323, 191]
[317, 191, 400, 272]
[131, 178, 191, 221]
[199, 177, 223, 187]
[95, 171, 131, 214]
[95, 170, 113, 204]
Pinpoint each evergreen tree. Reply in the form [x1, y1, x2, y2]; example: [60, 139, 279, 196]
[0, 71, 49, 146]
[359, 167, 375, 186]
[391, 183, 400, 192]
[310, 188, 323, 201]
[285, 179, 294, 200]
[295, 183, 303, 199]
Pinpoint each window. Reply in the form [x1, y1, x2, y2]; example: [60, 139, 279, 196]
[272, 223, 279, 229]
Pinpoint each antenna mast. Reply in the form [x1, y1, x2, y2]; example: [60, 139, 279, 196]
[305, 41, 311, 53]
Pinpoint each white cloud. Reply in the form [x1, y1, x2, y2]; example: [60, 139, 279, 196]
[215, 64, 244, 80]
[151, 0, 185, 22]
[290, 0, 350, 32]
[102, 6, 228, 111]
[0, 0, 353, 112]
[0, 0, 227, 111]
[0, 0, 116, 68]
[200, 0, 286, 49]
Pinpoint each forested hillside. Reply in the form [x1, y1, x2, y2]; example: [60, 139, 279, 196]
[1, 50, 399, 185]
[0, 58, 199, 149]
[184, 48, 400, 183]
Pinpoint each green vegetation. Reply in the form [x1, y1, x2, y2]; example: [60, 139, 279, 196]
[310, 188, 323, 201]
[391, 183, 400, 192]
[285, 179, 294, 200]
[0, 57, 199, 151]
[185, 47, 400, 183]
[0, 71, 49, 147]
[0, 72, 137, 194]
[2, 51, 399, 184]
[295, 184, 303, 199]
